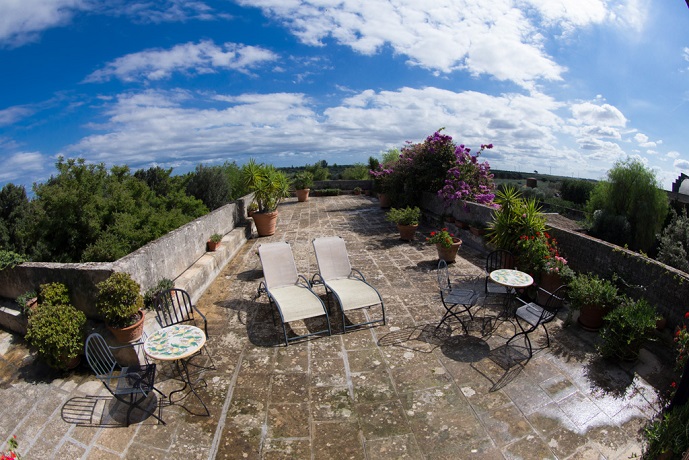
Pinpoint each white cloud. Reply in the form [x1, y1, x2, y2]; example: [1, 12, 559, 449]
[85, 40, 278, 83]
[667, 151, 680, 159]
[570, 102, 627, 127]
[0, 151, 47, 182]
[0, 105, 34, 126]
[0, 0, 89, 48]
[675, 159, 689, 170]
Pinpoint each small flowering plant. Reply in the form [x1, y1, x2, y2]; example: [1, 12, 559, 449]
[1, 435, 21, 460]
[675, 311, 689, 374]
[516, 231, 567, 277]
[426, 228, 460, 248]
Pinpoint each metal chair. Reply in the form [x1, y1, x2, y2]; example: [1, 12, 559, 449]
[311, 236, 385, 334]
[84, 333, 165, 426]
[257, 241, 332, 345]
[436, 259, 480, 334]
[485, 249, 515, 294]
[506, 285, 567, 359]
[153, 288, 215, 370]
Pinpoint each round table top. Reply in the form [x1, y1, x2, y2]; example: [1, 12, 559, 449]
[489, 269, 534, 288]
[144, 324, 206, 361]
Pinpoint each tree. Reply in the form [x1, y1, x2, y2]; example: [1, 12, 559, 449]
[657, 208, 689, 272]
[586, 158, 668, 253]
[560, 179, 595, 205]
[185, 164, 232, 210]
[0, 183, 32, 254]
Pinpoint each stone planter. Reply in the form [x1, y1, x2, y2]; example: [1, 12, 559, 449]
[436, 238, 462, 263]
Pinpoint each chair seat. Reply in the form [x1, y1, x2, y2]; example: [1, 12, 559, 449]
[269, 284, 328, 322]
[515, 302, 554, 327]
[324, 278, 382, 311]
[444, 288, 478, 306]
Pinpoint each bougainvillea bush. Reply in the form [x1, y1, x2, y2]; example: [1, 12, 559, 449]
[370, 129, 495, 207]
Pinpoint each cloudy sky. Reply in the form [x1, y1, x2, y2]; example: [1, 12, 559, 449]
[1, 0, 688, 190]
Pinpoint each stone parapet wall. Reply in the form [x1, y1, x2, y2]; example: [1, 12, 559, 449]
[0, 195, 253, 320]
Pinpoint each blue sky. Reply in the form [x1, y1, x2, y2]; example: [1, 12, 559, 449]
[1, 0, 688, 191]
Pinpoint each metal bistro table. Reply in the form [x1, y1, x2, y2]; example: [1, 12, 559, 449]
[144, 324, 209, 416]
[489, 269, 534, 318]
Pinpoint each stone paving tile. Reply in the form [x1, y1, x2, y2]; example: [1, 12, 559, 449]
[0, 195, 675, 459]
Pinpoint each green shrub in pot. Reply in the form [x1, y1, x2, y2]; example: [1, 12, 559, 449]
[25, 282, 86, 370]
[96, 272, 144, 328]
[386, 206, 422, 226]
[598, 297, 658, 361]
[292, 171, 314, 190]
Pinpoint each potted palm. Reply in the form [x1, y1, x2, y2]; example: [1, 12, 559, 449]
[207, 233, 222, 251]
[568, 272, 619, 331]
[241, 160, 291, 236]
[96, 272, 145, 343]
[292, 171, 314, 202]
[25, 282, 86, 370]
[386, 206, 422, 241]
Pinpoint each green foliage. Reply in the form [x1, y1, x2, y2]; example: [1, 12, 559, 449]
[142, 278, 174, 309]
[567, 272, 619, 310]
[657, 208, 689, 272]
[29, 157, 207, 263]
[341, 163, 369, 180]
[644, 402, 689, 459]
[0, 183, 32, 254]
[598, 297, 658, 360]
[292, 171, 314, 190]
[380, 148, 400, 165]
[134, 166, 174, 197]
[0, 250, 27, 270]
[96, 272, 144, 327]
[185, 164, 233, 210]
[386, 206, 421, 226]
[560, 179, 595, 205]
[209, 233, 222, 243]
[16, 290, 37, 316]
[317, 188, 341, 196]
[38, 282, 71, 307]
[241, 160, 291, 213]
[304, 161, 330, 181]
[586, 158, 668, 253]
[487, 186, 547, 253]
[25, 283, 85, 370]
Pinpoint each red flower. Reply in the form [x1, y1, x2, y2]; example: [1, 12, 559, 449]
[685, 312, 689, 319]
[671, 381, 677, 388]
[430, 232, 436, 236]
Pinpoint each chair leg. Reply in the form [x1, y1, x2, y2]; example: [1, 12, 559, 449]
[542, 323, 551, 348]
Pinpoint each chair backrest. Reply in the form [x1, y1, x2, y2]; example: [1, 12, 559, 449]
[85, 333, 118, 381]
[486, 249, 514, 273]
[154, 288, 195, 329]
[258, 242, 300, 289]
[437, 259, 451, 292]
[538, 285, 567, 314]
[313, 236, 352, 281]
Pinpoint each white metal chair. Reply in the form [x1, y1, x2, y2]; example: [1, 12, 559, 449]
[85, 333, 165, 426]
[257, 242, 332, 345]
[312, 236, 385, 333]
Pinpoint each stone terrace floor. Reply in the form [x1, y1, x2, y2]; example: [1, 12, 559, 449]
[0, 195, 675, 459]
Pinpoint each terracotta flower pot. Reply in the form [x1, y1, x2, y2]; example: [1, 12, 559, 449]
[539, 272, 563, 293]
[397, 223, 418, 241]
[296, 188, 310, 202]
[378, 193, 391, 208]
[252, 211, 278, 237]
[207, 240, 220, 252]
[107, 310, 145, 343]
[436, 238, 462, 263]
[577, 303, 611, 331]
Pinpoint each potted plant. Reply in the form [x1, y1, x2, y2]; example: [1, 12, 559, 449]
[96, 272, 146, 343]
[567, 272, 619, 331]
[143, 278, 174, 309]
[598, 297, 658, 361]
[353, 186, 362, 196]
[643, 402, 689, 459]
[247, 201, 258, 217]
[386, 206, 422, 241]
[241, 160, 291, 236]
[207, 233, 222, 251]
[427, 228, 462, 263]
[292, 171, 314, 202]
[25, 282, 86, 370]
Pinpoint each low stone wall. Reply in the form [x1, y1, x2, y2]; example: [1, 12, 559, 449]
[420, 191, 689, 328]
[0, 195, 253, 320]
